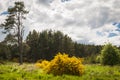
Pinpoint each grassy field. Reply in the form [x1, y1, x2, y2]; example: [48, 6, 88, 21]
[0, 62, 120, 80]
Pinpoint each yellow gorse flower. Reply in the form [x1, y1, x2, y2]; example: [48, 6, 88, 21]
[35, 52, 84, 76]
[35, 60, 49, 68]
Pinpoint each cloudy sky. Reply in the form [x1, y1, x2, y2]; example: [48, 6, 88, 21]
[0, 0, 120, 45]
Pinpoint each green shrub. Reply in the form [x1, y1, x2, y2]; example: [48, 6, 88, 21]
[100, 43, 120, 66]
[36, 52, 84, 76]
[84, 54, 97, 64]
[96, 55, 101, 63]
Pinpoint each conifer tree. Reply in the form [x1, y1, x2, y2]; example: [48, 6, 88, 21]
[0, 1, 28, 64]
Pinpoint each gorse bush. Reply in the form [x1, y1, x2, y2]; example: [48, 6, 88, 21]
[45, 53, 84, 75]
[35, 60, 49, 69]
[100, 43, 120, 66]
[36, 53, 84, 76]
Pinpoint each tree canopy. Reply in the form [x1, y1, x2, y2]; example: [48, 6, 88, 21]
[101, 43, 120, 66]
[0, 1, 28, 64]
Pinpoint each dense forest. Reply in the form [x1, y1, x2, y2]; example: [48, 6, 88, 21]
[0, 29, 104, 62]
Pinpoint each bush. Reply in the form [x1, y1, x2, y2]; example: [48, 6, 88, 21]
[35, 60, 49, 69]
[96, 55, 101, 63]
[84, 54, 97, 64]
[100, 43, 120, 66]
[36, 53, 84, 76]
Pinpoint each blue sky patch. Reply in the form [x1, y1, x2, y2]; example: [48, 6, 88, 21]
[113, 22, 117, 25]
[116, 29, 120, 32]
[61, 0, 71, 2]
[116, 23, 120, 28]
[108, 33, 118, 37]
[112, 22, 120, 33]
[113, 22, 120, 28]
[96, 31, 104, 36]
[0, 11, 9, 15]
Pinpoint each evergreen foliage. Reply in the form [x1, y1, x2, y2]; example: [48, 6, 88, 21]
[0, 29, 103, 62]
[26, 30, 75, 62]
[0, 1, 28, 64]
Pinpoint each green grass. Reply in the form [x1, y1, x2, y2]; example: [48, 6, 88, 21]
[82, 64, 120, 80]
[0, 62, 120, 80]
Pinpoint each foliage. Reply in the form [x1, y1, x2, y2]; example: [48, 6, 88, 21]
[100, 43, 120, 66]
[26, 29, 102, 62]
[26, 30, 40, 62]
[0, 28, 103, 62]
[0, 1, 28, 64]
[0, 43, 11, 60]
[0, 62, 120, 80]
[96, 55, 101, 63]
[35, 60, 49, 69]
[84, 54, 98, 64]
[2, 34, 17, 45]
[26, 30, 75, 61]
[36, 53, 84, 76]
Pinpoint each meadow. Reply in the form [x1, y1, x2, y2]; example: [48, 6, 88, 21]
[0, 62, 120, 80]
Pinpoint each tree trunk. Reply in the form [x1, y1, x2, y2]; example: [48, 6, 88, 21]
[19, 39, 23, 65]
[18, 27, 23, 65]
[18, 12, 23, 65]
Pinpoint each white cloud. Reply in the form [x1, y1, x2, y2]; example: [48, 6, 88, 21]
[0, 0, 120, 46]
[36, 0, 54, 6]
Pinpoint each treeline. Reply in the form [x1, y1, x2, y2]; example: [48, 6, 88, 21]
[0, 30, 103, 62]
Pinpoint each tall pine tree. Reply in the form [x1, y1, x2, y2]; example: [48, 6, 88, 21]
[0, 1, 28, 64]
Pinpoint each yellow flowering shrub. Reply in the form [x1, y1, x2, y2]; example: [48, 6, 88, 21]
[35, 53, 84, 76]
[35, 60, 49, 68]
